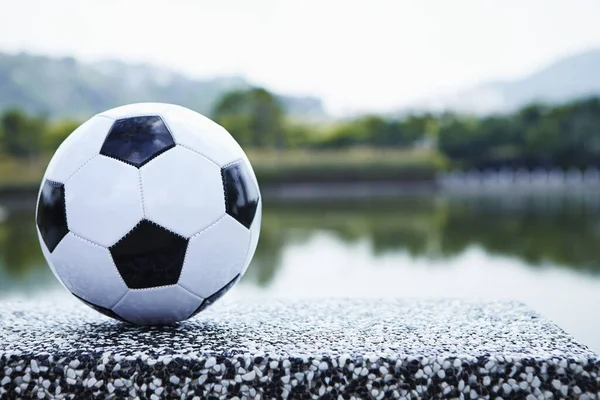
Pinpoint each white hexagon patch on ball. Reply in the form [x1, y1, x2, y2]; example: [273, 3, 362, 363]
[35, 103, 262, 325]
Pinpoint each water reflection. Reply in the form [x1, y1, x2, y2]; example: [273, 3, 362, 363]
[0, 211, 43, 276]
[3, 194, 600, 291]
[0, 209, 54, 296]
[1, 193, 600, 352]
[243, 193, 600, 287]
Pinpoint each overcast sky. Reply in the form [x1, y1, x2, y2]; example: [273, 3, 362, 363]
[1, 0, 599, 114]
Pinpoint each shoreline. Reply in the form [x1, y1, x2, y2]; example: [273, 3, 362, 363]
[2, 179, 600, 211]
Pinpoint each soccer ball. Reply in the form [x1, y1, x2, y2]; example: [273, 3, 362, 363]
[35, 103, 261, 325]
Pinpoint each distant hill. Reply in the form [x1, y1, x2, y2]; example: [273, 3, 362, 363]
[0, 52, 326, 120]
[413, 48, 600, 115]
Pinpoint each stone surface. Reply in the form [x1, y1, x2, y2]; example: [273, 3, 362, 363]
[0, 298, 598, 399]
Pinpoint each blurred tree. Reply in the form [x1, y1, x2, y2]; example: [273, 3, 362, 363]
[318, 115, 420, 148]
[357, 115, 390, 147]
[401, 114, 439, 145]
[0, 93, 599, 176]
[438, 97, 600, 169]
[212, 87, 285, 149]
[282, 121, 315, 149]
[320, 121, 369, 148]
[553, 98, 600, 167]
[0, 108, 46, 159]
[437, 115, 481, 164]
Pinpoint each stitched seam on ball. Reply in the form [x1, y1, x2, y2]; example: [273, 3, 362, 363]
[43, 180, 70, 246]
[220, 169, 228, 214]
[109, 219, 185, 249]
[138, 143, 176, 167]
[95, 114, 116, 122]
[107, 113, 164, 120]
[178, 214, 226, 283]
[128, 283, 182, 292]
[70, 232, 129, 290]
[138, 170, 146, 217]
[101, 116, 175, 168]
[109, 219, 143, 248]
[240, 224, 254, 276]
[46, 179, 63, 187]
[147, 219, 187, 239]
[70, 231, 106, 249]
[175, 143, 221, 168]
[112, 290, 130, 309]
[159, 116, 222, 169]
[108, 220, 187, 291]
[60, 183, 69, 250]
[99, 153, 141, 168]
[64, 154, 99, 184]
[222, 158, 244, 169]
[190, 214, 226, 239]
[100, 118, 114, 148]
[177, 284, 204, 301]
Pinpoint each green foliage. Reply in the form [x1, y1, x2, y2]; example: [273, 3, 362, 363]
[1, 86, 600, 184]
[212, 88, 285, 148]
[0, 108, 46, 159]
[211, 89, 600, 171]
[316, 115, 427, 148]
[402, 114, 439, 143]
[438, 97, 600, 169]
[0, 108, 79, 161]
[211, 88, 442, 151]
[249, 149, 445, 185]
[281, 121, 316, 149]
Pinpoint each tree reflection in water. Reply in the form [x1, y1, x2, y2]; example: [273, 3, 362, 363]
[244, 193, 600, 286]
[2, 193, 600, 292]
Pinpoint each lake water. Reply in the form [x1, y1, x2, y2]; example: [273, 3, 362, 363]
[1, 192, 600, 354]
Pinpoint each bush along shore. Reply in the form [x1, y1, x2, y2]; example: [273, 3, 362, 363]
[2, 150, 600, 202]
[0, 149, 443, 192]
[1, 88, 600, 192]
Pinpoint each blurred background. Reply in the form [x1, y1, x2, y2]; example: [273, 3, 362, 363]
[1, 0, 600, 352]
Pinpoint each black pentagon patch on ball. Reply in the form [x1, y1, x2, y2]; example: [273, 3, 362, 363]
[36, 180, 69, 252]
[110, 220, 188, 289]
[100, 116, 175, 168]
[222, 160, 260, 229]
[73, 294, 131, 324]
[188, 274, 240, 318]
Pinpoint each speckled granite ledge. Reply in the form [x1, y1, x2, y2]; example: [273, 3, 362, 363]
[0, 299, 598, 399]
